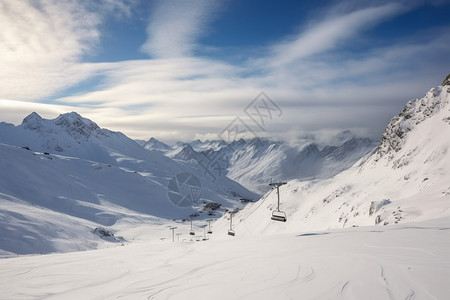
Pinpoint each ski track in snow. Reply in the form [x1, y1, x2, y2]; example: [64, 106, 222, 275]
[1, 219, 449, 300]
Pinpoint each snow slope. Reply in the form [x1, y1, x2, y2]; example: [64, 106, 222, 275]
[213, 84, 450, 236]
[0, 217, 448, 299]
[0, 113, 257, 256]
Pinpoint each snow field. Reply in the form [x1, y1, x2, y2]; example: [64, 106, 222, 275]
[0, 217, 449, 299]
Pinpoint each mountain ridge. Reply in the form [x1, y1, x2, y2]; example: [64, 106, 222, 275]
[141, 135, 376, 194]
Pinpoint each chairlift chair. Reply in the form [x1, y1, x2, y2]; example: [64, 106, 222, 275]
[269, 181, 288, 222]
[271, 210, 287, 222]
[189, 220, 195, 235]
[227, 229, 235, 236]
[207, 229, 213, 234]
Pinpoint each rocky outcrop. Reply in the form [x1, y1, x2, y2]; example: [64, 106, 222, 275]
[442, 73, 450, 86]
[54, 112, 103, 139]
[375, 77, 450, 161]
[22, 112, 43, 130]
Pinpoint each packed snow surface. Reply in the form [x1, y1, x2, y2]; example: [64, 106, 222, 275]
[0, 217, 449, 299]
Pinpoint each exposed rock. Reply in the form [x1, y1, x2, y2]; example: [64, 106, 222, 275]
[55, 112, 101, 138]
[442, 73, 450, 86]
[93, 227, 124, 243]
[375, 86, 448, 161]
[22, 112, 43, 130]
[369, 199, 391, 216]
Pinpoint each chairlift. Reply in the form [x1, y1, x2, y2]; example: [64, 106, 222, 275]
[269, 182, 288, 222]
[228, 212, 236, 236]
[271, 210, 287, 222]
[189, 220, 195, 236]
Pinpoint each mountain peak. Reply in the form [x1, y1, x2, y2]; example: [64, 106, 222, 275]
[144, 137, 170, 151]
[22, 112, 43, 130]
[171, 143, 199, 160]
[54, 112, 100, 137]
[24, 111, 42, 120]
[247, 137, 266, 147]
[55, 112, 93, 125]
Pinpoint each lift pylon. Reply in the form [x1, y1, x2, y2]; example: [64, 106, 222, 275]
[228, 212, 235, 236]
[206, 219, 213, 234]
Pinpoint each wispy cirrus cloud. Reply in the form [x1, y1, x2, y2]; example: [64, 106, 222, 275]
[140, 0, 224, 58]
[0, 0, 100, 100]
[263, 2, 406, 68]
[0, 0, 136, 101]
[1, 0, 449, 144]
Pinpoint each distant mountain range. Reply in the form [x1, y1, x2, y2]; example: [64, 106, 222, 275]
[141, 136, 376, 194]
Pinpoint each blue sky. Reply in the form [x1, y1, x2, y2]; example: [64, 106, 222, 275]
[1, 0, 450, 144]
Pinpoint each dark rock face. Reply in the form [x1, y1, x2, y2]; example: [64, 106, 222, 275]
[442, 73, 450, 86]
[55, 112, 101, 138]
[22, 112, 43, 130]
[375, 85, 448, 161]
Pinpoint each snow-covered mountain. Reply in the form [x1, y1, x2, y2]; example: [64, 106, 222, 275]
[189, 139, 228, 152]
[226, 137, 376, 193]
[150, 136, 376, 194]
[142, 137, 171, 152]
[0, 112, 257, 256]
[168, 143, 203, 161]
[0, 112, 159, 165]
[213, 81, 450, 236]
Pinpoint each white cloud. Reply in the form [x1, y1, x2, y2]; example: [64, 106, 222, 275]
[0, 99, 75, 125]
[100, 0, 137, 19]
[0, 0, 136, 101]
[262, 2, 406, 68]
[140, 0, 223, 58]
[0, 0, 101, 100]
[1, 0, 449, 144]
